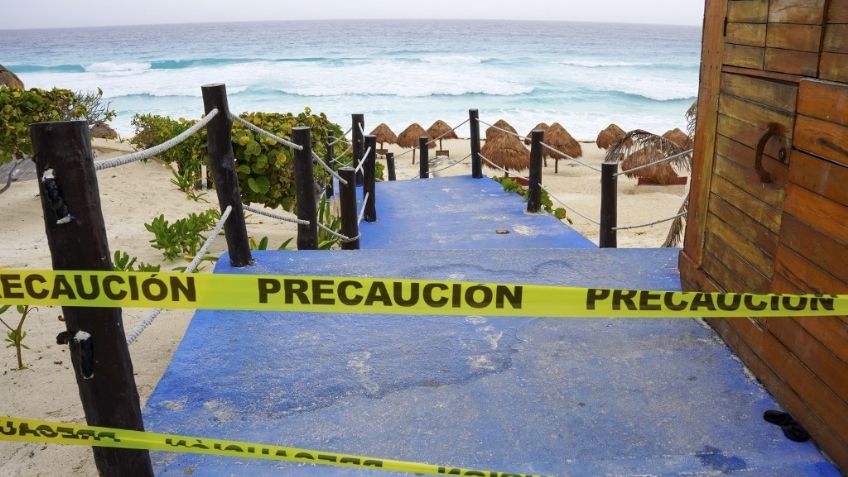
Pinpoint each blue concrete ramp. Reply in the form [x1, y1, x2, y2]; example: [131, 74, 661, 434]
[144, 249, 839, 476]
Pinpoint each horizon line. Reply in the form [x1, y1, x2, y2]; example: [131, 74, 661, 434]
[0, 17, 703, 32]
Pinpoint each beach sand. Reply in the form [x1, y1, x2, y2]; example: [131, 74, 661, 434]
[0, 137, 688, 475]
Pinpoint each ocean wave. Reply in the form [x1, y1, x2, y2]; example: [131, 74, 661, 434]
[560, 60, 699, 69]
[85, 62, 152, 73]
[7, 64, 86, 73]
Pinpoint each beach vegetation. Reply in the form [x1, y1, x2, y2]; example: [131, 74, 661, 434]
[112, 250, 161, 272]
[0, 304, 35, 370]
[144, 209, 220, 261]
[249, 236, 294, 251]
[316, 195, 343, 249]
[494, 177, 569, 222]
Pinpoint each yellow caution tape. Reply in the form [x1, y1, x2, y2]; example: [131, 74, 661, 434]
[0, 416, 549, 476]
[0, 269, 844, 318]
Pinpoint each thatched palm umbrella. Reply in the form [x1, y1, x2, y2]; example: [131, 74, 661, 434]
[609, 130, 690, 185]
[398, 123, 432, 164]
[542, 123, 581, 173]
[480, 121, 529, 174]
[0, 65, 24, 90]
[426, 120, 458, 150]
[662, 128, 693, 150]
[370, 123, 398, 149]
[524, 122, 550, 145]
[596, 124, 627, 150]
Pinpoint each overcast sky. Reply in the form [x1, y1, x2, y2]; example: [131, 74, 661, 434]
[1, 0, 704, 30]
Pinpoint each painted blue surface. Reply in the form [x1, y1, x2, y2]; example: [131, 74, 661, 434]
[357, 176, 596, 249]
[144, 249, 839, 476]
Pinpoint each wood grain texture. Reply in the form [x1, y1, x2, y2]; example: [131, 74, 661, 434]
[710, 175, 783, 232]
[704, 230, 773, 291]
[724, 43, 765, 69]
[727, 0, 769, 22]
[797, 80, 848, 126]
[768, 0, 827, 23]
[716, 133, 789, 184]
[779, 214, 848, 283]
[793, 114, 848, 165]
[708, 193, 779, 255]
[823, 24, 848, 53]
[765, 48, 820, 76]
[706, 211, 776, 276]
[766, 23, 822, 52]
[718, 94, 795, 144]
[714, 153, 785, 208]
[820, 52, 848, 82]
[720, 72, 798, 112]
[788, 150, 848, 206]
[828, 0, 848, 22]
[784, 183, 848, 243]
[726, 22, 767, 46]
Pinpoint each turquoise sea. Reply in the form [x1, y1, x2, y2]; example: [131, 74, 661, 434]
[0, 20, 701, 138]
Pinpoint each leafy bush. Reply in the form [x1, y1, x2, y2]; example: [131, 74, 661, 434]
[144, 209, 220, 261]
[0, 87, 85, 163]
[494, 177, 569, 222]
[131, 114, 207, 178]
[0, 304, 35, 370]
[112, 250, 160, 272]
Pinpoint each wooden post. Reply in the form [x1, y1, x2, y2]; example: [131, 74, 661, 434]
[386, 152, 396, 181]
[527, 129, 544, 213]
[30, 120, 153, 477]
[293, 127, 318, 250]
[339, 167, 360, 250]
[201, 83, 252, 267]
[470, 109, 482, 178]
[352, 114, 364, 186]
[600, 161, 618, 248]
[364, 135, 377, 222]
[419, 136, 429, 179]
[325, 140, 335, 198]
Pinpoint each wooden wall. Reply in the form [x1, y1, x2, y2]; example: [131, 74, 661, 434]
[682, 0, 848, 471]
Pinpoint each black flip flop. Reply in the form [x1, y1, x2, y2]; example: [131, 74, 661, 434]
[763, 410, 811, 443]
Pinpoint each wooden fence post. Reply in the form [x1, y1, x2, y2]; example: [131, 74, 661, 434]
[386, 152, 396, 181]
[352, 114, 364, 186]
[527, 129, 544, 213]
[600, 161, 618, 248]
[30, 120, 153, 477]
[419, 136, 429, 179]
[293, 127, 318, 250]
[201, 83, 252, 267]
[470, 109, 482, 179]
[325, 139, 335, 198]
[364, 135, 377, 222]
[339, 167, 360, 250]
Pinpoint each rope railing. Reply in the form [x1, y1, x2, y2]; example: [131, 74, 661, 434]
[328, 127, 352, 146]
[318, 221, 360, 244]
[354, 147, 372, 175]
[428, 153, 472, 175]
[540, 142, 603, 173]
[613, 211, 687, 231]
[478, 153, 530, 182]
[126, 205, 232, 345]
[312, 151, 348, 185]
[230, 113, 303, 151]
[425, 118, 470, 147]
[614, 149, 693, 177]
[358, 122, 365, 135]
[95, 109, 219, 171]
[243, 204, 310, 225]
[539, 183, 602, 226]
[357, 192, 370, 225]
[477, 119, 530, 142]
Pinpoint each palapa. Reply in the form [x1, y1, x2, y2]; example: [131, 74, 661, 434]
[0, 65, 24, 90]
[613, 129, 689, 185]
[524, 122, 549, 145]
[370, 123, 398, 149]
[544, 123, 582, 159]
[662, 128, 693, 150]
[397, 123, 434, 149]
[485, 119, 519, 141]
[596, 123, 627, 149]
[480, 128, 529, 173]
[426, 119, 459, 150]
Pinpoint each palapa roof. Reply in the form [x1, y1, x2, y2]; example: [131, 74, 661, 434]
[524, 122, 549, 145]
[370, 123, 398, 145]
[480, 130, 529, 172]
[662, 128, 693, 150]
[426, 120, 459, 142]
[485, 119, 518, 141]
[596, 123, 627, 150]
[0, 65, 24, 90]
[611, 129, 687, 185]
[544, 122, 582, 159]
[397, 123, 434, 148]
[621, 149, 680, 184]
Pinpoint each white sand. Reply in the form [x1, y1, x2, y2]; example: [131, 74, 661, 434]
[0, 137, 688, 474]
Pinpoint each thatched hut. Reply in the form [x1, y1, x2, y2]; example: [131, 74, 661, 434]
[426, 120, 458, 150]
[524, 122, 549, 145]
[545, 123, 582, 158]
[480, 126, 529, 173]
[0, 65, 24, 90]
[370, 123, 398, 150]
[596, 123, 627, 149]
[398, 123, 433, 164]
[485, 119, 518, 140]
[662, 128, 694, 150]
[621, 149, 680, 184]
[613, 130, 687, 185]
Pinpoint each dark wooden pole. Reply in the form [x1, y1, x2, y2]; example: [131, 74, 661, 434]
[419, 136, 429, 179]
[600, 161, 618, 248]
[293, 127, 318, 250]
[352, 114, 364, 186]
[386, 152, 396, 181]
[527, 129, 544, 213]
[339, 167, 360, 250]
[201, 83, 252, 267]
[363, 135, 377, 222]
[470, 109, 482, 178]
[325, 140, 335, 198]
[30, 120, 153, 477]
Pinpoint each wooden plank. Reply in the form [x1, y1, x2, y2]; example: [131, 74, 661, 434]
[765, 48, 820, 76]
[706, 211, 775, 276]
[820, 52, 848, 82]
[823, 24, 848, 53]
[767, 23, 822, 52]
[788, 150, 848, 206]
[710, 176, 783, 232]
[715, 133, 789, 184]
[720, 72, 798, 112]
[728, 0, 769, 22]
[768, 0, 827, 24]
[704, 232, 772, 292]
[717, 113, 792, 161]
[797, 79, 848, 126]
[714, 154, 786, 209]
[708, 193, 779, 255]
[726, 23, 767, 46]
[828, 0, 848, 22]
[702, 243, 751, 291]
[779, 214, 848, 284]
[724, 43, 765, 69]
[785, 184, 848, 242]
[722, 64, 804, 83]
[776, 242, 848, 293]
[718, 94, 795, 136]
[793, 114, 848, 165]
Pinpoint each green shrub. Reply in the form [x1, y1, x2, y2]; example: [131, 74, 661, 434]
[0, 88, 86, 164]
[494, 177, 569, 222]
[144, 209, 220, 261]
